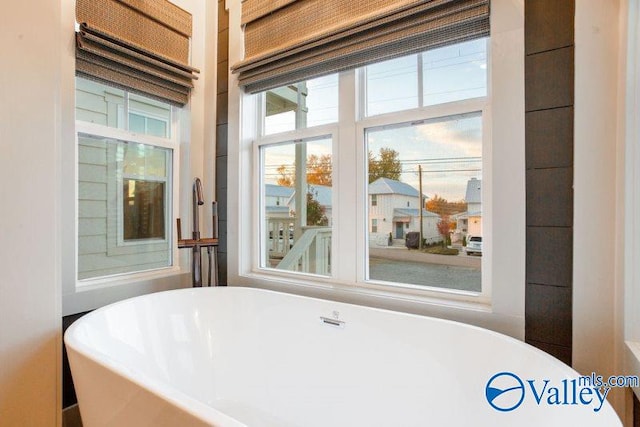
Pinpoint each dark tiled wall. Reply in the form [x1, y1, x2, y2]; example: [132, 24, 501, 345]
[524, 0, 575, 365]
[216, 0, 229, 285]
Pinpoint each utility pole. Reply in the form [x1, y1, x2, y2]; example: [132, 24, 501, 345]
[418, 165, 423, 250]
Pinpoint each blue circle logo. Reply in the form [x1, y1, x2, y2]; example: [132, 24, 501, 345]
[485, 372, 525, 412]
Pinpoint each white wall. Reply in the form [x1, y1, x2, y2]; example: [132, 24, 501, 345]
[573, 0, 628, 420]
[1, 0, 217, 424]
[0, 1, 62, 425]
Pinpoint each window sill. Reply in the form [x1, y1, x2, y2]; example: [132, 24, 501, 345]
[76, 266, 183, 291]
[63, 266, 190, 316]
[233, 270, 524, 339]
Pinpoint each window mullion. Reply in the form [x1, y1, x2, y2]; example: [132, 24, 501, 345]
[334, 69, 359, 284]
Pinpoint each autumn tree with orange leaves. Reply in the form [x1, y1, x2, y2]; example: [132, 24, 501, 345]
[276, 154, 332, 187]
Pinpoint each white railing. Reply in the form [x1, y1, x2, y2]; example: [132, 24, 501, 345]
[266, 218, 295, 265]
[277, 226, 331, 275]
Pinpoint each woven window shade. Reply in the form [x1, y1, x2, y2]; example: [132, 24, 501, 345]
[232, 0, 490, 94]
[76, 0, 199, 106]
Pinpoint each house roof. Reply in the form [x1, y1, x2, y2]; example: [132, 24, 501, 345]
[265, 184, 295, 198]
[465, 178, 481, 204]
[369, 177, 423, 197]
[287, 185, 332, 207]
[265, 206, 290, 214]
[393, 208, 440, 219]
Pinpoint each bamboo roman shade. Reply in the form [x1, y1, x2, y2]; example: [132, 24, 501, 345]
[233, 0, 490, 94]
[76, 0, 199, 106]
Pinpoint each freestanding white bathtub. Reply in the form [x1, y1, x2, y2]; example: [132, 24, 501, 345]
[65, 287, 621, 426]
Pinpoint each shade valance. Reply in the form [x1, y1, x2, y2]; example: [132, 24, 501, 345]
[233, 0, 490, 94]
[76, 0, 199, 106]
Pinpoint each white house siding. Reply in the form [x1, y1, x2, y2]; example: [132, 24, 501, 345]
[369, 194, 440, 244]
[75, 78, 122, 127]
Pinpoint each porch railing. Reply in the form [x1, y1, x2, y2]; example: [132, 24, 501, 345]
[266, 218, 295, 262]
[277, 226, 331, 275]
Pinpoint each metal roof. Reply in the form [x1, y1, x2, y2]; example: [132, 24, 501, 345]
[265, 184, 295, 198]
[368, 177, 422, 197]
[393, 208, 440, 219]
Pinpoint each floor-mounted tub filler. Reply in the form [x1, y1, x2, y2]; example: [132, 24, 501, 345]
[65, 287, 622, 426]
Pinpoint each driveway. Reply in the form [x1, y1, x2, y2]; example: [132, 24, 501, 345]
[368, 248, 481, 292]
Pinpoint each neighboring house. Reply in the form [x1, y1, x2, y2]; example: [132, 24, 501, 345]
[368, 177, 440, 244]
[455, 178, 482, 239]
[265, 184, 294, 219]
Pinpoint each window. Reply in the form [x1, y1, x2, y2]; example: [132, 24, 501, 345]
[250, 39, 487, 295]
[261, 136, 333, 276]
[366, 113, 482, 292]
[364, 39, 487, 117]
[263, 74, 338, 136]
[120, 143, 171, 241]
[75, 77, 177, 281]
[231, 0, 526, 330]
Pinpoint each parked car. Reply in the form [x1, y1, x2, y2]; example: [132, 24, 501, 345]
[466, 235, 482, 256]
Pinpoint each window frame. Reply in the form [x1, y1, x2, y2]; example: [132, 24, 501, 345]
[357, 92, 489, 301]
[254, 121, 339, 281]
[74, 94, 181, 286]
[247, 42, 491, 301]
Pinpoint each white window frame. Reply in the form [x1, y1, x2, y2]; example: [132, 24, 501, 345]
[251, 49, 490, 300]
[74, 95, 182, 288]
[255, 125, 339, 281]
[227, 0, 525, 338]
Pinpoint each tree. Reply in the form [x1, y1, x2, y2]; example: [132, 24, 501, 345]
[368, 147, 402, 183]
[306, 154, 332, 186]
[306, 190, 328, 226]
[426, 195, 467, 217]
[436, 215, 453, 248]
[276, 154, 332, 187]
[276, 164, 294, 187]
